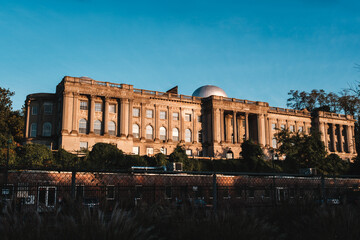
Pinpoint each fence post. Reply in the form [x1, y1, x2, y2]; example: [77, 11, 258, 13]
[71, 170, 76, 200]
[321, 175, 325, 205]
[212, 173, 217, 211]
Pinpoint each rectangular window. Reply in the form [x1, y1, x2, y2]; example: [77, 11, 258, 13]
[173, 112, 179, 121]
[32, 106, 38, 115]
[146, 109, 153, 118]
[271, 123, 276, 130]
[133, 108, 140, 117]
[44, 102, 53, 115]
[198, 115, 202, 122]
[146, 148, 154, 156]
[30, 123, 37, 137]
[281, 124, 285, 130]
[109, 104, 116, 113]
[185, 149, 192, 156]
[160, 147, 167, 155]
[185, 113, 192, 122]
[160, 111, 167, 119]
[106, 186, 115, 200]
[198, 131, 203, 143]
[80, 101, 88, 110]
[132, 146, 139, 155]
[80, 141, 88, 150]
[38, 186, 56, 209]
[299, 126, 303, 132]
[95, 102, 102, 112]
[289, 125, 294, 132]
[272, 138, 277, 148]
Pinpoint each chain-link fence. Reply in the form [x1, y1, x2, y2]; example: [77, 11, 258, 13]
[1, 168, 360, 212]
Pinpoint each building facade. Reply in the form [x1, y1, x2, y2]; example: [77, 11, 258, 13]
[24, 76, 356, 160]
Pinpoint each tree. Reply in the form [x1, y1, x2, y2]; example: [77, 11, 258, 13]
[53, 148, 79, 169]
[240, 140, 272, 172]
[87, 143, 124, 169]
[15, 144, 54, 168]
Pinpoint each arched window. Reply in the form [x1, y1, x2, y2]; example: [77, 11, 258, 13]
[79, 119, 87, 134]
[226, 151, 234, 159]
[42, 122, 52, 137]
[108, 121, 116, 136]
[185, 129, 192, 142]
[30, 123, 37, 137]
[172, 128, 179, 141]
[133, 124, 140, 138]
[159, 127, 166, 141]
[146, 125, 153, 139]
[94, 120, 102, 135]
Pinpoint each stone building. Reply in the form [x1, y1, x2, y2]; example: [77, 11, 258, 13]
[24, 76, 356, 160]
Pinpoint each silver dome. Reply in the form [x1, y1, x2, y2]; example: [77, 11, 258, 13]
[192, 85, 228, 98]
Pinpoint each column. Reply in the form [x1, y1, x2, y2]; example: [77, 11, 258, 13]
[193, 109, 196, 143]
[220, 109, 225, 142]
[120, 98, 129, 137]
[128, 99, 133, 138]
[180, 107, 184, 142]
[212, 108, 219, 143]
[154, 104, 159, 141]
[346, 125, 352, 153]
[245, 113, 249, 140]
[225, 114, 232, 143]
[257, 114, 265, 146]
[324, 123, 329, 150]
[339, 125, 344, 152]
[89, 95, 95, 133]
[62, 92, 72, 134]
[331, 124, 336, 152]
[265, 116, 270, 146]
[103, 97, 109, 135]
[167, 106, 172, 142]
[233, 111, 237, 144]
[320, 122, 326, 144]
[25, 100, 31, 138]
[117, 99, 121, 136]
[71, 93, 79, 134]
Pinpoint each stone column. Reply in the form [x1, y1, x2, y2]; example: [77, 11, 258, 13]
[257, 114, 265, 146]
[25, 99, 30, 138]
[212, 108, 219, 143]
[321, 122, 326, 144]
[233, 111, 237, 144]
[180, 107, 184, 142]
[62, 92, 72, 134]
[265, 115, 270, 146]
[245, 113, 249, 140]
[154, 104, 159, 141]
[120, 98, 129, 138]
[324, 123, 329, 150]
[346, 125, 352, 153]
[128, 100, 133, 138]
[331, 124, 336, 152]
[339, 125, 344, 152]
[117, 99, 121, 136]
[89, 95, 95, 134]
[225, 114, 232, 143]
[71, 93, 79, 134]
[167, 106, 172, 142]
[220, 109, 225, 142]
[193, 109, 196, 143]
[103, 97, 109, 135]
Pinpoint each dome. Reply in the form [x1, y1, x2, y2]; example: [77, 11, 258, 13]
[192, 85, 228, 98]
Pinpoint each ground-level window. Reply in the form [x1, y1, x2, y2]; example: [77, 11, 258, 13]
[146, 147, 154, 156]
[132, 146, 139, 155]
[185, 149, 192, 156]
[226, 151, 233, 159]
[272, 138, 277, 148]
[38, 186, 56, 210]
[160, 147, 167, 155]
[80, 141, 88, 150]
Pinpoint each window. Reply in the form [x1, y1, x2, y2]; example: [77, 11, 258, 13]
[281, 124, 285, 130]
[160, 111, 167, 119]
[173, 112, 179, 121]
[38, 186, 56, 209]
[146, 147, 154, 156]
[133, 124, 140, 138]
[159, 127, 166, 141]
[172, 128, 179, 141]
[290, 125, 294, 132]
[198, 131, 203, 143]
[185, 129, 192, 142]
[146, 125, 153, 139]
[106, 186, 115, 200]
[44, 102, 53, 115]
[32, 106, 38, 115]
[272, 138, 277, 148]
[94, 120, 102, 135]
[271, 123, 276, 130]
[80, 141, 88, 150]
[185, 113, 192, 122]
[146, 109, 153, 118]
[133, 108, 140, 117]
[109, 104, 116, 113]
[80, 101, 88, 110]
[226, 151, 233, 159]
[132, 146, 139, 155]
[79, 119, 87, 134]
[95, 102, 102, 112]
[30, 123, 37, 137]
[108, 121, 116, 136]
[42, 122, 52, 137]
[198, 115, 202, 122]
[298, 126, 303, 132]
[160, 147, 167, 155]
[186, 149, 192, 156]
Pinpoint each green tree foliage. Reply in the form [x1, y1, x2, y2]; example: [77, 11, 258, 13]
[168, 145, 199, 171]
[87, 143, 125, 169]
[15, 144, 54, 168]
[53, 148, 79, 169]
[240, 140, 273, 172]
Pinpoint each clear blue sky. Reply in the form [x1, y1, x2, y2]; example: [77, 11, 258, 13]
[1, 0, 360, 111]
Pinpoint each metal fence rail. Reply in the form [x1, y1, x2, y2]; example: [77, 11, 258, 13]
[1, 168, 360, 212]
